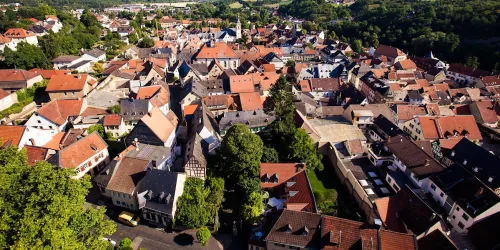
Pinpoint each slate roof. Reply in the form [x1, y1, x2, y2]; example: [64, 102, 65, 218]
[218, 110, 274, 131]
[265, 210, 322, 248]
[52, 55, 80, 63]
[120, 98, 149, 121]
[137, 169, 180, 216]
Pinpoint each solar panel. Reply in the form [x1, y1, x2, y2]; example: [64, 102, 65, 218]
[136, 145, 155, 159]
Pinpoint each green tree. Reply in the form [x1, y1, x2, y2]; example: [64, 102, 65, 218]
[175, 178, 209, 228]
[87, 124, 105, 138]
[138, 36, 154, 48]
[92, 62, 104, 75]
[205, 177, 224, 226]
[218, 125, 263, 197]
[2, 43, 51, 70]
[285, 59, 295, 67]
[351, 39, 363, 53]
[264, 76, 296, 136]
[128, 33, 138, 44]
[289, 128, 323, 172]
[241, 192, 264, 224]
[465, 56, 480, 69]
[261, 146, 279, 163]
[109, 104, 120, 114]
[196, 227, 211, 246]
[119, 238, 132, 249]
[0, 147, 115, 249]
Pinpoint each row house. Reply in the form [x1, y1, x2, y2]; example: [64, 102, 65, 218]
[45, 74, 97, 100]
[3, 28, 39, 49]
[402, 115, 482, 143]
[446, 64, 491, 85]
[0, 69, 43, 93]
[26, 98, 87, 135]
[0, 125, 54, 149]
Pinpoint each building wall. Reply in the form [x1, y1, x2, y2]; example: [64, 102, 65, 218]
[26, 113, 64, 135]
[73, 148, 110, 179]
[0, 91, 18, 111]
[105, 123, 126, 137]
[449, 201, 500, 233]
[110, 190, 139, 211]
[48, 90, 85, 100]
[402, 118, 425, 141]
[26, 75, 44, 88]
[19, 127, 54, 148]
[171, 173, 186, 219]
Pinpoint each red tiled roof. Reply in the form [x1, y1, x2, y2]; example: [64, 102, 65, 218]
[0, 89, 9, 99]
[379, 230, 416, 250]
[230, 74, 255, 93]
[395, 59, 417, 70]
[260, 163, 306, 188]
[0, 69, 41, 82]
[263, 64, 276, 72]
[374, 44, 406, 59]
[46, 74, 94, 92]
[448, 64, 491, 78]
[283, 170, 316, 212]
[55, 132, 107, 169]
[322, 216, 365, 250]
[309, 78, 343, 92]
[265, 210, 322, 248]
[481, 75, 500, 87]
[24, 145, 49, 166]
[418, 115, 482, 141]
[470, 100, 499, 124]
[80, 107, 108, 116]
[183, 104, 198, 116]
[299, 80, 311, 92]
[4, 28, 36, 38]
[238, 92, 263, 111]
[196, 42, 239, 59]
[0, 125, 25, 147]
[29, 68, 71, 79]
[42, 132, 65, 150]
[141, 108, 176, 143]
[395, 105, 427, 121]
[103, 114, 122, 126]
[37, 99, 84, 125]
[0, 34, 12, 44]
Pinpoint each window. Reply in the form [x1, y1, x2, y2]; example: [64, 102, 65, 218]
[38, 120, 41, 124]
[456, 207, 460, 211]
[128, 195, 131, 199]
[440, 192, 444, 198]
[416, 128, 421, 134]
[64, 92, 67, 96]
[431, 183, 436, 191]
[49, 126, 53, 129]
[458, 222, 465, 230]
[115, 200, 120, 205]
[409, 123, 414, 129]
[462, 213, 469, 221]
[452, 215, 456, 220]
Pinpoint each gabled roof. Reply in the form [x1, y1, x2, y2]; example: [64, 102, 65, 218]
[379, 230, 416, 250]
[394, 59, 416, 70]
[0, 125, 26, 147]
[106, 157, 149, 194]
[374, 44, 406, 59]
[140, 108, 176, 143]
[50, 132, 107, 169]
[84, 48, 106, 58]
[265, 210, 322, 248]
[196, 42, 239, 59]
[29, 68, 71, 79]
[37, 99, 84, 125]
[309, 78, 343, 92]
[136, 85, 169, 108]
[417, 115, 482, 141]
[24, 145, 49, 166]
[52, 55, 80, 63]
[260, 163, 307, 188]
[418, 230, 458, 250]
[229, 74, 256, 93]
[3, 28, 36, 38]
[103, 114, 122, 126]
[46, 74, 93, 92]
[137, 169, 181, 215]
[469, 100, 499, 124]
[385, 135, 445, 178]
[467, 211, 500, 250]
[238, 92, 263, 111]
[0, 69, 41, 82]
[393, 104, 427, 121]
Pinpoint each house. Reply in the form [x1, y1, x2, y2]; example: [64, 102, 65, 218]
[368, 114, 404, 142]
[391, 104, 428, 127]
[194, 42, 240, 70]
[385, 135, 445, 188]
[26, 99, 86, 134]
[427, 164, 500, 233]
[137, 169, 186, 226]
[0, 34, 15, 52]
[218, 110, 275, 136]
[125, 108, 177, 150]
[259, 163, 316, 212]
[120, 98, 151, 132]
[258, 209, 417, 250]
[203, 95, 235, 116]
[468, 100, 499, 128]
[394, 59, 417, 72]
[103, 114, 126, 137]
[0, 125, 53, 149]
[446, 138, 500, 195]
[45, 74, 97, 100]
[402, 115, 482, 143]
[24, 145, 52, 166]
[373, 44, 407, 65]
[229, 74, 257, 94]
[48, 132, 110, 179]
[239, 92, 263, 111]
[0, 69, 43, 93]
[417, 230, 458, 250]
[81, 48, 106, 62]
[52, 56, 81, 69]
[262, 52, 284, 70]
[3, 28, 38, 48]
[446, 64, 491, 84]
[136, 85, 170, 115]
[29, 68, 71, 79]
[106, 156, 150, 211]
[373, 185, 448, 239]
[306, 78, 343, 99]
[407, 90, 424, 105]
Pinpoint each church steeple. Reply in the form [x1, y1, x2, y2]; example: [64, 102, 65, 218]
[236, 15, 242, 40]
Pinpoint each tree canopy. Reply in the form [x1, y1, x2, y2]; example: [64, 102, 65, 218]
[289, 128, 324, 172]
[240, 192, 264, 224]
[0, 147, 116, 249]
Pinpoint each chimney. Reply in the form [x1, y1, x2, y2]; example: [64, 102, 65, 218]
[475, 187, 484, 197]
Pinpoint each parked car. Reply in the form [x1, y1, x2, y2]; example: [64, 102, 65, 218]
[118, 211, 140, 227]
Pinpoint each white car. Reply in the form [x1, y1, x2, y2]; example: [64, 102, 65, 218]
[103, 237, 117, 248]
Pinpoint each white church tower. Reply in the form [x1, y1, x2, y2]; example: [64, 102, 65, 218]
[236, 16, 242, 40]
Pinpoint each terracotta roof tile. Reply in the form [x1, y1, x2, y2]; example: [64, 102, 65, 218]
[470, 100, 499, 124]
[374, 44, 406, 59]
[230, 74, 255, 93]
[136, 85, 169, 108]
[141, 108, 176, 143]
[418, 115, 482, 141]
[263, 64, 276, 72]
[0, 89, 9, 99]
[103, 114, 122, 126]
[37, 99, 84, 125]
[309, 78, 343, 92]
[379, 230, 416, 250]
[322, 216, 365, 250]
[183, 104, 198, 116]
[265, 210, 322, 248]
[0, 125, 25, 147]
[29, 68, 71, 79]
[260, 163, 307, 188]
[3, 28, 36, 38]
[299, 80, 311, 92]
[394, 59, 417, 70]
[480, 75, 500, 86]
[42, 132, 65, 150]
[24, 145, 49, 166]
[53, 132, 107, 169]
[238, 92, 263, 111]
[46, 74, 94, 92]
[395, 105, 427, 121]
[196, 42, 239, 59]
[0, 34, 12, 44]
[0, 69, 41, 82]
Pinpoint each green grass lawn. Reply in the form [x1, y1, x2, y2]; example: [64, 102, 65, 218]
[229, 2, 243, 8]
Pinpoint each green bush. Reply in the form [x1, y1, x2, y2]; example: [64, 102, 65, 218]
[119, 237, 132, 249]
[196, 227, 211, 246]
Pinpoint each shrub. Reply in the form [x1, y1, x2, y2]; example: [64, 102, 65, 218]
[119, 237, 132, 249]
[196, 227, 211, 246]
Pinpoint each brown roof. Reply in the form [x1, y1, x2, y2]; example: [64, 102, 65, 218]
[37, 99, 84, 125]
[0, 34, 12, 44]
[0, 69, 41, 82]
[309, 78, 343, 92]
[395, 104, 427, 121]
[4, 28, 35, 38]
[140, 108, 176, 143]
[448, 64, 491, 78]
[0, 125, 25, 147]
[46, 74, 93, 92]
[136, 85, 169, 108]
[29, 68, 71, 79]
[418, 230, 458, 250]
[344, 139, 363, 156]
[106, 157, 149, 194]
[196, 42, 239, 59]
[374, 44, 406, 59]
[470, 100, 499, 124]
[103, 114, 122, 126]
[284, 170, 316, 212]
[24, 145, 49, 166]
[42, 132, 65, 150]
[265, 210, 322, 248]
[394, 59, 417, 70]
[238, 92, 263, 111]
[260, 163, 307, 188]
[263, 64, 276, 72]
[480, 75, 500, 86]
[386, 135, 445, 178]
[418, 115, 482, 141]
[80, 107, 108, 116]
[299, 80, 311, 92]
[203, 95, 234, 109]
[322, 216, 365, 250]
[379, 230, 416, 250]
[54, 132, 107, 169]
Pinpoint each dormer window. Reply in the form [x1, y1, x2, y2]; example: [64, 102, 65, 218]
[285, 224, 292, 233]
[302, 226, 309, 236]
[264, 173, 270, 183]
[273, 173, 279, 183]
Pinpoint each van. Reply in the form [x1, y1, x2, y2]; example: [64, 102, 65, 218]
[118, 211, 140, 227]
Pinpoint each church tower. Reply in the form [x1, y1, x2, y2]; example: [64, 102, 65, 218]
[236, 16, 242, 40]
